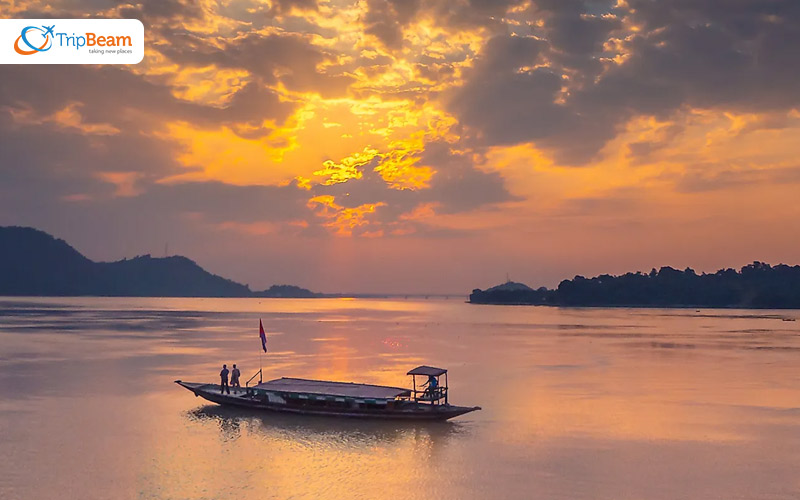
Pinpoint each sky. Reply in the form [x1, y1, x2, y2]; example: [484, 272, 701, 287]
[1, 0, 800, 294]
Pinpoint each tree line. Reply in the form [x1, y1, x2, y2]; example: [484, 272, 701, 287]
[470, 262, 800, 308]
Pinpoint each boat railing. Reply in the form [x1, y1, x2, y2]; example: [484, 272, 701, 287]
[246, 368, 263, 387]
[412, 386, 448, 404]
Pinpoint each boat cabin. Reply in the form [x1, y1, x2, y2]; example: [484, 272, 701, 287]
[241, 365, 451, 410]
[407, 365, 448, 405]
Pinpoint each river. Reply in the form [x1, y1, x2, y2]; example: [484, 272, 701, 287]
[1, 297, 799, 499]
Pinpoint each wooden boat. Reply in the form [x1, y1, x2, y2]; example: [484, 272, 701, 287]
[175, 365, 481, 421]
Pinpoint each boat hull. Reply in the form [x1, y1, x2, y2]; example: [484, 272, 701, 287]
[175, 381, 480, 421]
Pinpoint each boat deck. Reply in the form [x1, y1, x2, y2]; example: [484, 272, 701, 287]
[255, 377, 411, 399]
[176, 380, 481, 420]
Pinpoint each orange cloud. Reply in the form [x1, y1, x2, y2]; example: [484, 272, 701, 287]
[313, 147, 378, 185]
[95, 172, 144, 197]
[307, 195, 386, 236]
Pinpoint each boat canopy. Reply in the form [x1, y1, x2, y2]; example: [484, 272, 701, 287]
[255, 377, 410, 399]
[407, 365, 447, 377]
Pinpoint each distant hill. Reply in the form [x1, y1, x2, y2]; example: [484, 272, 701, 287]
[485, 281, 533, 293]
[255, 285, 320, 298]
[0, 226, 320, 298]
[470, 263, 800, 308]
[470, 281, 553, 305]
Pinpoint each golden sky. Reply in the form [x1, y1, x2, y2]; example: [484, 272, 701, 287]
[1, 0, 800, 293]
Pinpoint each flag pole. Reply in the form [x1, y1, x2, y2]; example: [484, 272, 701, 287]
[258, 318, 265, 383]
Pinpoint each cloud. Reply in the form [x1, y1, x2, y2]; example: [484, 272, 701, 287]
[447, 34, 607, 163]
[362, 0, 421, 49]
[1, 65, 296, 141]
[298, 138, 515, 236]
[156, 30, 355, 98]
[533, 0, 621, 56]
[674, 164, 800, 193]
[117, 0, 204, 23]
[445, 0, 800, 164]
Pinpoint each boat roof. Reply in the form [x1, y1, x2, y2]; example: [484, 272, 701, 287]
[254, 377, 411, 399]
[407, 365, 447, 376]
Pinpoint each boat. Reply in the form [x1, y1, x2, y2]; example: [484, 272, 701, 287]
[175, 365, 481, 421]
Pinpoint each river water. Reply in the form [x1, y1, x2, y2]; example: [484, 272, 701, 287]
[1, 297, 799, 499]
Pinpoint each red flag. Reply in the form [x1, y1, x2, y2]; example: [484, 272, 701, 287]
[259, 319, 267, 353]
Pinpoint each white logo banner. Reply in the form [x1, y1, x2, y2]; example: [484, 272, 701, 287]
[0, 19, 144, 64]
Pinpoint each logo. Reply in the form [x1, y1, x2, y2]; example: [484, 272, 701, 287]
[1, 19, 144, 65]
[14, 25, 55, 55]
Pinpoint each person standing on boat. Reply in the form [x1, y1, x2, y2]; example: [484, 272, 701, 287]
[220, 364, 230, 394]
[231, 364, 241, 393]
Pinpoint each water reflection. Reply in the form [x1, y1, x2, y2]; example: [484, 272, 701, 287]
[187, 404, 463, 456]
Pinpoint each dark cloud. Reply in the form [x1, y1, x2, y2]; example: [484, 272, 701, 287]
[446, 0, 800, 164]
[117, 181, 312, 223]
[268, 0, 319, 15]
[674, 164, 800, 193]
[362, 0, 421, 49]
[117, 0, 204, 23]
[426, 0, 526, 31]
[0, 65, 296, 142]
[156, 31, 354, 98]
[418, 142, 518, 214]
[359, 0, 528, 50]
[0, 119, 313, 235]
[532, 0, 620, 55]
[626, 123, 684, 161]
[448, 35, 597, 161]
[625, 0, 800, 33]
[7, 0, 204, 23]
